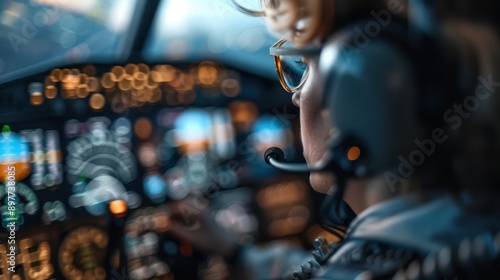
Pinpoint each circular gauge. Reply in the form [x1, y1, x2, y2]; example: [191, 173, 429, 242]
[66, 125, 137, 185]
[69, 175, 141, 216]
[0, 182, 39, 228]
[0, 128, 31, 182]
[58, 225, 108, 280]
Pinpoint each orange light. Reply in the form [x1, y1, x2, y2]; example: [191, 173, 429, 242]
[109, 200, 128, 216]
[132, 72, 146, 90]
[228, 101, 259, 131]
[61, 68, 71, 78]
[87, 77, 100, 92]
[148, 71, 161, 85]
[149, 88, 162, 103]
[89, 93, 106, 111]
[118, 75, 133, 91]
[50, 69, 62, 82]
[137, 63, 149, 73]
[45, 150, 62, 163]
[76, 84, 89, 98]
[197, 64, 218, 87]
[79, 73, 88, 85]
[346, 146, 361, 161]
[45, 76, 55, 86]
[156, 65, 177, 82]
[153, 210, 170, 232]
[101, 73, 116, 89]
[31, 91, 44, 105]
[125, 64, 138, 75]
[180, 73, 195, 91]
[0, 162, 31, 182]
[134, 118, 153, 140]
[61, 74, 79, 92]
[111, 66, 125, 81]
[45, 85, 57, 99]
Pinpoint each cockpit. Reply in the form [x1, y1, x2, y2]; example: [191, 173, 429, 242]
[0, 1, 332, 279]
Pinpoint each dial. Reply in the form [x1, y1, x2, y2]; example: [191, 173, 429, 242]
[69, 174, 141, 216]
[0, 182, 39, 229]
[66, 123, 137, 184]
[66, 122, 140, 215]
[58, 225, 108, 280]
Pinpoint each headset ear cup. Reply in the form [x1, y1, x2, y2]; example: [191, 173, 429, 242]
[319, 24, 427, 177]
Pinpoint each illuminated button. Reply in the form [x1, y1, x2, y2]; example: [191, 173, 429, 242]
[143, 174, 167, 204]
[111, 66, 125, 81]
[50, 69, 62, 82]
[147, 73, 160, 89]
[87, 77, 100, 92]
[156, 65, 177, 82]
[76, 84, 89, 98]
[30, 91, 44, 106]
[101, 72, 116, 89]
[125, 64, 139, 75]
[137, 63, 149, 73]
[119, 75, 133, 91]
[45, 85, 58, 99]
[197, 62, 218, 87]
[346, 146, 361, 161]
[109, 200, 128, 216]
[89, 93, 106, 111]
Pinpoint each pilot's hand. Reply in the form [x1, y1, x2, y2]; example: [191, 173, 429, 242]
[168, 197, 241, 259]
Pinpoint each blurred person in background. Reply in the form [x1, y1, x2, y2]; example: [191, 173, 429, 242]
[167, 0, 500, 279]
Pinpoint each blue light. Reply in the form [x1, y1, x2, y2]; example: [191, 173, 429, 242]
[0, 132, 30, 162]
[174, 109, 212, 144]
[143, 174, 168, 204]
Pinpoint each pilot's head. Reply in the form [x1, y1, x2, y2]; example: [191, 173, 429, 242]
[235, 0, 415, 210]
[236, 0, 500, 213]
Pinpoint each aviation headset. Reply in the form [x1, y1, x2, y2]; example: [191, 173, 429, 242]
[265, 0, 458, 234]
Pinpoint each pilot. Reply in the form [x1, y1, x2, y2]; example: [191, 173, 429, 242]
[168, 0, 500, 279]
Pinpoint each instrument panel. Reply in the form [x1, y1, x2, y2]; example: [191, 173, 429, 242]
[0, 62, 327, 280]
